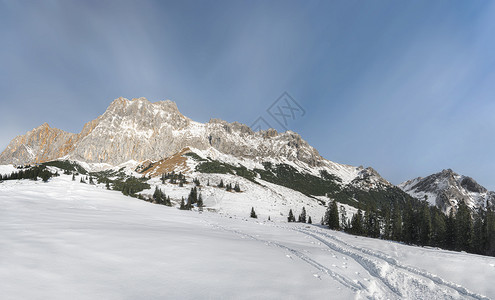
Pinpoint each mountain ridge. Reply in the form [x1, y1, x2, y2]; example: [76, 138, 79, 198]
[6, 96, 492, 214]
[399, 168, 495, 212]
[0, 97, 366, 183]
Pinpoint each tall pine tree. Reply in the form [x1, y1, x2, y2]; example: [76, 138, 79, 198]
[327, 200, 340, 230]
[288, 209, 296, 222]
[391, 203, 402, 241]
[350, 208, 364, 235]
[455, 201, 473, 251]
[299, 207, 307, 223]
[418, 202, 431, 245]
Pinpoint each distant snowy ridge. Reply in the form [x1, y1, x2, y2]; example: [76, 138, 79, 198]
[399, 169, 495, 213]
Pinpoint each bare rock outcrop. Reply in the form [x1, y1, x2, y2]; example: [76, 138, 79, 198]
[0, 97, 324, 167]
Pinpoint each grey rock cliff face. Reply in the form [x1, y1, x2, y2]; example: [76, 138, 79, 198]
[0, 97, 324, 167]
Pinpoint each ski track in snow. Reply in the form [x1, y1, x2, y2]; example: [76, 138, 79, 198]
[205, 222, 364, 295]
[207, 220, 490, 300]
[290, 226, 489, 300]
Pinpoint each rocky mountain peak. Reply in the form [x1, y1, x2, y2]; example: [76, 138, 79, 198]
[350, 167, 391, 190]
[440, 168, 455, 176]
[0, 97, 331, 169]
[399, 169, 494, 213]
[105, 97, 183, 119]
[38, 122, 51, 129]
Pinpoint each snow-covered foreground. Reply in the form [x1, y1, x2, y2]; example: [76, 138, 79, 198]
[1, 176, 495, 299]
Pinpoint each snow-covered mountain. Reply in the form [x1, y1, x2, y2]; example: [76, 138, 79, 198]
[0, 97, 321, 166]
[399, 169, 495, 213]
[0, 97, 410, 223]
[6, 96, 494, 216]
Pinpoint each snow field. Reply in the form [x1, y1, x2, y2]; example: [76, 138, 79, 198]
[1, 174, 495, 299]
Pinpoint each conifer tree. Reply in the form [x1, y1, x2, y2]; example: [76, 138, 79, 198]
[153, 187, 163, 204]
[197, 193, 204, 212]
[299, 207, 307, 223]
[340, 205, 348, 231]
[381, 204, 392, 240]
[430, 207, 446, 247]
[187, 187, 198, 205]
[122, 185, 129, 196]
[402, 200, 416, 244]
[485, 208, 495, 256]
[72, 174, 75, 181]
[250, 207, 257, 219]
[322, 207, 330, 226]
[327, 200, 340, 230]
[350, 208, 364, 235]
[288, 209, 295, 222]
[234, 183, 241, 192]
[364, 202, 380, 238]
[40, 171, 51, 182]
[445, 208, 456, 250]
[106, 181, 110, 190]
[179, 197, 186, 210]
[418, 202, 431, 245]
[391, 204, 402, 241]
[218, 179, 224, 188]
[472, 208, 486, 254]
[308, 216, 312, 224]
[455, 201, 473, 251]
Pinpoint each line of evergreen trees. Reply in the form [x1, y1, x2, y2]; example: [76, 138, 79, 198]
[113, 177, 151, 197]
[0, 165, 57, 183]
[161, 171, 187, 185]
[152, 187, 172, 206]
[287, 207, 312, 224]
[217, 179, 241, 192]
[79, 175, 96, 185]
[323, 199, 495, 257]
[179, 187, 204, 211]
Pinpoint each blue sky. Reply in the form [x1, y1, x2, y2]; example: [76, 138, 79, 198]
[1, 0, 495, 189]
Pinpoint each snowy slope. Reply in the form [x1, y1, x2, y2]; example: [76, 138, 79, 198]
[1, 174, 494, 299]
[141, 167, 329, 222]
